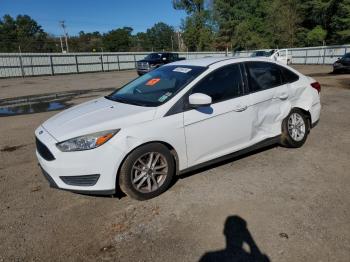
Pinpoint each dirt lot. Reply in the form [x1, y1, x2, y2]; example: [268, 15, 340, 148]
[0, 65, 349, 261]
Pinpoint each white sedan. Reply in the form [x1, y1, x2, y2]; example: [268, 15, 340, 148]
[35, 57, 321, 200]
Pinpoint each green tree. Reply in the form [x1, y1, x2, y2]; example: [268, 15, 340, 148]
[328, 0, 350, 44]
[146, 22, 177, 51]
[266, 0, 302, 48]
[102, 27, 133, 52]
[214, 0, 269, 50]
[131, 32, 151, 51]
[173, 0, 215, 51]
[299, 0, 350, 45]
[0, 15, 17, 52]
[70, 31, 103, 52]
[306, 25, 327, 45]
[0, 14, 48, 52]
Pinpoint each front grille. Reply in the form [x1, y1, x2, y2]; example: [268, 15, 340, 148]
[137, 62, 149, 70]
[36, 137, 55, 161]
[60, 174, 100, 186]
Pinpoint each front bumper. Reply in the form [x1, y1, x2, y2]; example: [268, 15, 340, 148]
[333, 63, 350, 71]
[136, 69, 150, 75]
[35, 126, 124, 195]
[39, 164, 115, 195]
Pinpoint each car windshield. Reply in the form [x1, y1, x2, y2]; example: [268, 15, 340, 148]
[106, 65, 206, 107]
[252, 51, 273, 57]
[342, 53, 350, 58]
[145, 53, 163, 60]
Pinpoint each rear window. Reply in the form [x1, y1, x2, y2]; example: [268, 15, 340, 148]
[245, 62, 283, 92]
[145, 53, 162, 60]
[280, 66, 299, 83]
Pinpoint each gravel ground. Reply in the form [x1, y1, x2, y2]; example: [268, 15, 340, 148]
[0, 65, 349, 261]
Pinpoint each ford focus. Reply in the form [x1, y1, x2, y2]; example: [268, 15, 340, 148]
[35, 57, 321, 200]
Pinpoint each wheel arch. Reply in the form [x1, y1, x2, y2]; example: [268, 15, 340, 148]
[115, 140, 180, 192]
[291, 107, 312, 129]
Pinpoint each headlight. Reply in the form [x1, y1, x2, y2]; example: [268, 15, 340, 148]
[56, 129, 119, 152]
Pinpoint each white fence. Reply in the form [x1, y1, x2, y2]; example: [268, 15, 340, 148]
[234, 44, 350, 64]
[0, 45, 349, 78]
[0, 51, 226, 78]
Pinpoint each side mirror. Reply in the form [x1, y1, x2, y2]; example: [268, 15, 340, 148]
[188, 93, 212, 107]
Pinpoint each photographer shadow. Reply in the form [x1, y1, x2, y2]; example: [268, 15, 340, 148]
[199, 215, 270, 262]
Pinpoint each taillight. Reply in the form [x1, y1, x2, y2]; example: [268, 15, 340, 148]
[311, 82, 321, 93]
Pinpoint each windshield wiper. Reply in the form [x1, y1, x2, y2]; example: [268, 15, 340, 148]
[105, 96, 155, 107]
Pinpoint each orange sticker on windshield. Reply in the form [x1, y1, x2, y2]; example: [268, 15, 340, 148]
[145, 78, 160, 86]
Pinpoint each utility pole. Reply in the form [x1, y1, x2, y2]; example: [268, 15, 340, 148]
[171, 35, 174, 52]
[177, 31, 181, 52]
[59, 36, 64, 53]
[59, 21, 69, 52]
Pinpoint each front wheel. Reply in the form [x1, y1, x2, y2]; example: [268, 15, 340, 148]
[280, 109, 309, 148]
[119, 143, 175, 200]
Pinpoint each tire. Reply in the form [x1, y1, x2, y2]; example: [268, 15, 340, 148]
[280, 108, 310, 148]
[119, 143, 175, 200]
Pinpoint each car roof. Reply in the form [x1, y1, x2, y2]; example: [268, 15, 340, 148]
[167, 56, 275, 67]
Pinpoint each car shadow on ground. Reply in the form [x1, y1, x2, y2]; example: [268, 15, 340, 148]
[198, 215, 270, 262]
[176, 144, 277, 182]
[306, 71, 334, 77]
[75, 144, 278, 200]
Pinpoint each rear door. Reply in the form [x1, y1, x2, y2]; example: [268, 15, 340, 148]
[272, 49, 289, 65]
[244, 61, 291, 142]
[184, 63, 254, 166]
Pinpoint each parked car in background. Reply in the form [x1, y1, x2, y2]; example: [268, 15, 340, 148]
[251, 49, 291, 65]
[333, 53, 350, 73]
[251, 50, 275, 57]
[35, 57, 321, 200]
[136, 52, 185, 75]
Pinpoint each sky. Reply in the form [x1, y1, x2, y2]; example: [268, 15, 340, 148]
[0, 0, 187, 36]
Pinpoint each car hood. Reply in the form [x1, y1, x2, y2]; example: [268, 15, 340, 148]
[42, 97, 156, 141]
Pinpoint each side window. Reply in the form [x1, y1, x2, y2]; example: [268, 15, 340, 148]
[246, 62, 283, 92]
[162, 54, 169, 61]
[173, 53, 179, 60]
[191, 64, 243, 104]
[280, 66, 299, 83]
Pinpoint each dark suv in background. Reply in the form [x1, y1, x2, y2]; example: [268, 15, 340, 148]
[333, 53, 350, 73]
[136, 52, 185, 75]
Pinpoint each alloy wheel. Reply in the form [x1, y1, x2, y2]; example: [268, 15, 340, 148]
[287, 113, 306, 142]
[131, 152, 168, 193]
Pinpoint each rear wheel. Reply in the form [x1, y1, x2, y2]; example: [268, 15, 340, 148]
[119, 143, 175, 200]
[280, 109, 309, 148]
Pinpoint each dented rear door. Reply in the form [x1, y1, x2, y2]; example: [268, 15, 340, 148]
[244, 61, 291, 143]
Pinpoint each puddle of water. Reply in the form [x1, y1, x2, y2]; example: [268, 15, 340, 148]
[1, 144, 26, 152]
[0, 100, 70, 117]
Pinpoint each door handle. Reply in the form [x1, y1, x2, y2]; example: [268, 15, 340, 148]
[233, 105, 247, 112]
[277, 93, 289, 100]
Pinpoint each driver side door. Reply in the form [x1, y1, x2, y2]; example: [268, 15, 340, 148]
[184, 63, 254, 167]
